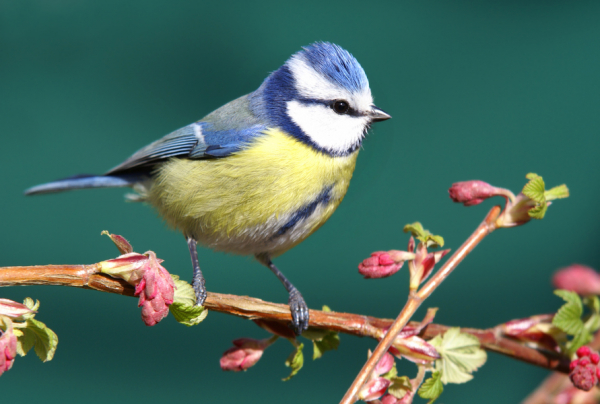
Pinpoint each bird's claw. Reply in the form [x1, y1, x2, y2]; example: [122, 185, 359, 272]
[192, 278, 207, 307]
[288, 290, 309, 335]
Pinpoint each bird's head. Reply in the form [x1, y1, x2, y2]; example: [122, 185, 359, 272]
[258, 42, 390, 156]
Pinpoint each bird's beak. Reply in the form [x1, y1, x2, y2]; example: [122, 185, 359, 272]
[369, 106, 391, 122]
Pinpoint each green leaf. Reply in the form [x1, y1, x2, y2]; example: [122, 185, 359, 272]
[169, 275, 207, 326]
[403, 222, 444, 248]
[429, 327, 487, 384]
[381, 361, 398, 381]
[521, 174, 569, 220]
[567, 329, 593, 355]
[545, 184, 570, 201]
[301, 328, 330, 341]
[527, 203, 548, 219]
[553, 291, 598, 355]
[583, 296, 600, 335]
[23, 297, 40, 317]
[301, 306, 340, 360]
[584, 295, 600, 314]
[16, 326, 35, 357]
[169, 302, 207, 326]
[584, 313, 600, 335]
[523, 173, 546, 203]
[171, 275, 195, 306]
[283, 342, 304, 381]
[312, 332, 340, 360]
[552, 290, 584, 335]
[387, 376, 412, 399]
[418, 371, 444, 403]
[18, 318, 58, 362]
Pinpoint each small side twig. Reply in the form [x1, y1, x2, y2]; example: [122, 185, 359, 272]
[340, 205, 502, 404]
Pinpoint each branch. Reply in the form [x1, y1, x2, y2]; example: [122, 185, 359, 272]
[0, 261, 569, 374]
[340, 205, 502, 404]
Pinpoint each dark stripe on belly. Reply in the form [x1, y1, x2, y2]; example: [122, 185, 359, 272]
[275, 186, 333, 237]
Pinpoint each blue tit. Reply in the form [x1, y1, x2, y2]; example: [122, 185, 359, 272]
[25, 42, 391, 334]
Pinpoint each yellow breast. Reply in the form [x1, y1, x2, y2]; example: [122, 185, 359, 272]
[148, 128, 358, 255]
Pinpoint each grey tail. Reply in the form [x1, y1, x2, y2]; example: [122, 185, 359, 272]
[24, 174, 145, 196]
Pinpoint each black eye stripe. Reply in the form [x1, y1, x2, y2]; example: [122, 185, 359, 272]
[296, 98, 363, 117]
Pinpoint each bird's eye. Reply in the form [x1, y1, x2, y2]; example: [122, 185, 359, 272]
[332, 100, 350, 114]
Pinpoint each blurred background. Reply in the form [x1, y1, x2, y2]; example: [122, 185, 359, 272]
[1, 1, 599, 402]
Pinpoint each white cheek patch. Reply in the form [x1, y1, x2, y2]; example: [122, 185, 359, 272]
[286, 100, 369, 154]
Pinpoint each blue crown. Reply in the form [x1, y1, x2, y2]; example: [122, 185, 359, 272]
[298, 42, 368, 94]
[254, 42, 369, 157]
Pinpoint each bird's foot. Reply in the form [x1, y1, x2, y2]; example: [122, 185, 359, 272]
[192, 277, 207, 307]
[288, 289, 309, 335]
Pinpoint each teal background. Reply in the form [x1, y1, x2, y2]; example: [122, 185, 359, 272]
[1, 1, 599, 402]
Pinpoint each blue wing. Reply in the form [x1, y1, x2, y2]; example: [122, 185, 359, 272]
[25, 94, 271, 195]
[106, 122, 267, 174]
[106, 93, 270, 174]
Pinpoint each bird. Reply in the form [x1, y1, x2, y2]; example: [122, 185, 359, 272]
[24, 42, 391, 335]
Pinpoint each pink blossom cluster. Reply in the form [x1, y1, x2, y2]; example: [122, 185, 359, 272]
[100, 233, 176, 326]
[570, 346, 600, 392]
[134, 252, 175, 326]
[0, 326, 17, 376]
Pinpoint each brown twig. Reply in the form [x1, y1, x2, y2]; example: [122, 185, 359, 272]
[340, 205, 502, 404]
[0, 253, 569, 377]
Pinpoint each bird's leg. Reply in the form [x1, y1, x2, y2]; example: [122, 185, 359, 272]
[256, 253, 309, 335]
[186, 236, 207, 306]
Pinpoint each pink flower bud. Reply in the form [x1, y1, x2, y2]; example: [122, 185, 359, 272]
[374, 351, 395, 376]
[495, 192, 537, 228]
[449, 180, 500, 206]
[381, 394, 401, 404]
[100, 249, 175, 326]
[577, 346, 592, 358]
[0, 321, 17, 376]
[390, 335, 440, 364]
[0, 299, 35, 319]
[408, 242, 450, 290]
[553, 265, 600, 296]
[101, 231, 133, 254]
[220, 338, 272, 372]
[358, 377, 391, 401]
[570, 362, 598, 391]
[501, 314, 559, 352]
[135, 252, 175, 326]
[359, 251, 414, 279]
[99, 253, 151, 283]
[419, 249, 450, 283]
